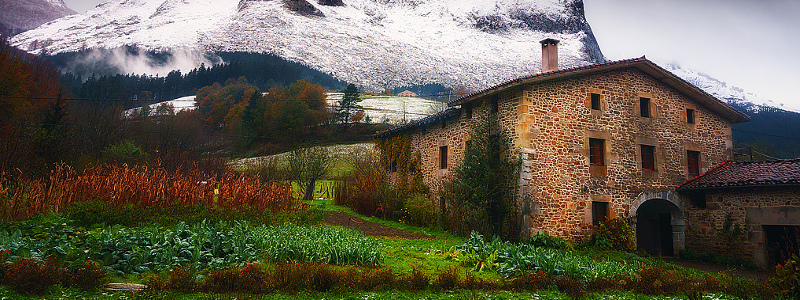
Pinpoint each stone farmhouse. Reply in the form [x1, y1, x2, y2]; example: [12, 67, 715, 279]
[677, 159, 800, 268]
[377, 38, 751, 256]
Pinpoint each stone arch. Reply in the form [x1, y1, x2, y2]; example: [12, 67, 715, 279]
[629, 190, 685, 256]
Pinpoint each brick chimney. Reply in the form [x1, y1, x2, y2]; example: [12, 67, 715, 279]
[540, 38, 559, 73]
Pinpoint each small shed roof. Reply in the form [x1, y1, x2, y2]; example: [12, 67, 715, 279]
[677, 159, 800, 191]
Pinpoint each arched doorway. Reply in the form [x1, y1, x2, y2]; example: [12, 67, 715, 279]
[629, 191, 685, 256]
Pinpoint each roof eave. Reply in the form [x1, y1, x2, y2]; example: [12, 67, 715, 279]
[449, 58, 750, 124]
[677, 183, 800, 192]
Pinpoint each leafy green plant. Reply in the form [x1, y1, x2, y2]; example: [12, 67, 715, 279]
[0, 219, 382, 275]
[525, 232, 572, 250]
[100, 140, 149, 165]
[773, 250, 800, 298]
[585, 217, 635, 251]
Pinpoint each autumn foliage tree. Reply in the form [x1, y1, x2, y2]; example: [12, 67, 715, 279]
[241, 80, 329, 150]
[195, 77, 261, 133]
[0, 39, 65, 176]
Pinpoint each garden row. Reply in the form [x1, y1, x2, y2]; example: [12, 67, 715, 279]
[0, 219, 382, 277]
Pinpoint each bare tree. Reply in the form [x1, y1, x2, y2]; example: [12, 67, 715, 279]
[287, 146, 333, 200]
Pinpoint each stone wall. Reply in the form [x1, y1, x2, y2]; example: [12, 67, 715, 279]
[684, 187, 800, 268]
[403, 67, 736, 242]
[513, 67, 733, 241]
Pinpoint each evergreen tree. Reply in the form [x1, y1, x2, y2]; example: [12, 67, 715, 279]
[441, 115, 520, 240]
[337, 84, 362, 127]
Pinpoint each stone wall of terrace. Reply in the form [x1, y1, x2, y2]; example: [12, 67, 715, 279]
[684, 187, 800, 268]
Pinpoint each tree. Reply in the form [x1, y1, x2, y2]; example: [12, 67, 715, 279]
[440, 115, 520, 240]
[287, 146, 333, 201]
[337, 84, 362, 127]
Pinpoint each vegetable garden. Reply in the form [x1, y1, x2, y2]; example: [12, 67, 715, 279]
[0, 163, 796, 299]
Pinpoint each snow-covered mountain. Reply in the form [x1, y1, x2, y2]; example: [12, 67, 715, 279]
[0, 0, 76, 36]
[10, 0, 603, 90]
[660, 63, 800, 113]
[8, 0, 789, 114]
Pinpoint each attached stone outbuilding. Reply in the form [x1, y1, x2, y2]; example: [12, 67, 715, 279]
[677, 159, 800, 269]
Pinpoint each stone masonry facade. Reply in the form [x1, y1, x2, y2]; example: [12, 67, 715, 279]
[401, 65, 737, 242]
[684, 188, 800, 268]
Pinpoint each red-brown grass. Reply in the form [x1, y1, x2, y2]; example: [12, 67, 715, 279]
[0, 163, 300, 221]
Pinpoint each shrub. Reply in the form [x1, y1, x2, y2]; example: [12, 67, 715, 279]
[1, 163, 301, 222]
[434, 266, 460, 290]
[166, 265, 198, 293]
[403, 193, 437, 227]
[584, 217, 635, 251]
[62, 260, 108, 290]
[350, 267, 397, 291]
[525, 231, 572, 250]
[508, 270, 551, 291]
[554, 276, 584, 299]
[404, 265, 430, 290]
[205, 263, 266, 294]
[4, 258, 60, 295]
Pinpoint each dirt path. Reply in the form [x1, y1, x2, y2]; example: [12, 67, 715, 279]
[323, 211, 437, 239]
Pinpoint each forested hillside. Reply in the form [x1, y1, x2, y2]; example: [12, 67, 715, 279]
[730, 102, 800, 160]
[49, 50, 346, 109]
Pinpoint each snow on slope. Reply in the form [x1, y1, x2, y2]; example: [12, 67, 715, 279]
[128, 93, 443, 124]
[660, 62, 800, 113]
[11, 0, 599, 91]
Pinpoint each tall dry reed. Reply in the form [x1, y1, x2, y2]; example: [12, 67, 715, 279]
[0, 163, 298, 221]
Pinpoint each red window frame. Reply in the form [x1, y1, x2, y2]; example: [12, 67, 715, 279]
[641, 145, 655, 171]
[589, 138, 605, 166]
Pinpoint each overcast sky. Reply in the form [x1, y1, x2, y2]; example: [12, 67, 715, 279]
[64, 0, 800, 110]
[584, 0, 800, 110]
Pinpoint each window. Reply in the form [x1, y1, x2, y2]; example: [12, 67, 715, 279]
[589, 138, 605, 166]
[491, 95, 499, 114]
[686, 108, 695, 124]
[592, 201, 609, 226]
[439, 146, 448, 169]
[591, 93, 601, 110]
[641, 145, 655, 171]
[464, 103, 472, 119]
[639, 97, 651, 117]
[687, 150, 700, 177]
[689, 191, 707, 209]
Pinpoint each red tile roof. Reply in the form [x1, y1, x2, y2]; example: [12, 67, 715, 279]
[677, 159, 800, 190]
